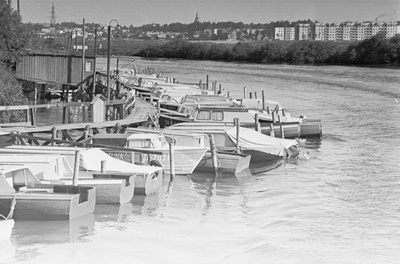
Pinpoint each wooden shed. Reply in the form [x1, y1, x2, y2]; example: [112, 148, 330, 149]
[15, 50, 95, 88]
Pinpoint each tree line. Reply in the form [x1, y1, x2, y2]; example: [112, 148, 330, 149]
[135, 33, 400, 65]
[0, 0, 29, 122]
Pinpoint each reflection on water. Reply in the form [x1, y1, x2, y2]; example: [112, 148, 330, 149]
[11, 214, 95, 246]
[94, 194, 162, 223]
[3, 58, 400, 263]
[10, 214, 94, 262]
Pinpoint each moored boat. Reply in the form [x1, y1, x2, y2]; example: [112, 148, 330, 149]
[169, 124, 300, 163]
[91, 132, 208, 175]
[0, 151, 135, 204]
[0, 165, 95, 220]
[2, 146, 162, 197]
[126, 127, 252, 175]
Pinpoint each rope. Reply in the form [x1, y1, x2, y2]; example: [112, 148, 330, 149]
[0, 195, 16, 220]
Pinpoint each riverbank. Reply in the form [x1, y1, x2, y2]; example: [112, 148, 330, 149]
[105, 33, 400, 66]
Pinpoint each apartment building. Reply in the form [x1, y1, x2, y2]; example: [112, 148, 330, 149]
[285, 27, 295, 40]
[274, 27, 285, 40]
[314, 23, 325, 41]
[296, 24, 312, 40]
[385, 22, 400, 38]
[274, 27, 295, 40]
[276, 21, 400, 41]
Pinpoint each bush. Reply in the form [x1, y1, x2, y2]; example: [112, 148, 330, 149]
[0, 63, 27, 122]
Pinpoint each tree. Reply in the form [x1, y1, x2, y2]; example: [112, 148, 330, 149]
[0, 63, 27, 121]
[0, 0, 28, 119]
[0, 0, 29, 69]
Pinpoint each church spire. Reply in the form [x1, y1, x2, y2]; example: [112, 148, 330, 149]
[194, 11, 199, 23]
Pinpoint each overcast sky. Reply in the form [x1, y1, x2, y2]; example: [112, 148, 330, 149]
[15, 0, 400, 26]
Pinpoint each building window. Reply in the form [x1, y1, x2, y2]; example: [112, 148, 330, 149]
[85, 61, 92, 72]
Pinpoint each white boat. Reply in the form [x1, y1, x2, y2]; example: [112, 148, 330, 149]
[126, 127, 251, 175]
[2, 146, 163, 196]
[91, 132, 208, 175]
[0, 165, 95, 220]
[78, 148, 163, 195]
[170, 125, 299, 162]
[224, 127, 299, 162]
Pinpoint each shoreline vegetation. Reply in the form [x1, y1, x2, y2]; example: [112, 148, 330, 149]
[131, 33, 400, 66]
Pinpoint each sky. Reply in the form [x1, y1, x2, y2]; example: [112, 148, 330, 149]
[14, 0, 400, 26]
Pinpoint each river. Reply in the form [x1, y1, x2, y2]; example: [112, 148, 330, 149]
[1, 57, 400, 264]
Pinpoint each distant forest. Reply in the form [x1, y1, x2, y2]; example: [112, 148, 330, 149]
[134, 33, 400, 65]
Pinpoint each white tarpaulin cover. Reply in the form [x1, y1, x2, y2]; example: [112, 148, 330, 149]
[80, 148, 161, 174]
[225, 127, 298, 157]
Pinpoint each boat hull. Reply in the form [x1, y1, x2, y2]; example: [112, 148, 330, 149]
[134, 147, 207, 175]
[92, 171, 161, 196]
[62, 175, 136, 204]
[195, 151, 251, 174]
[0, 185, 95, 220]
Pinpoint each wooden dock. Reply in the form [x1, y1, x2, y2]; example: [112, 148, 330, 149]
[0, 96, 158, 146]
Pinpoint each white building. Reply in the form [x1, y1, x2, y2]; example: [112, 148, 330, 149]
[274, 27, 285, 40]
[296, 24, 311, 40]
[285, 27, 295, 40]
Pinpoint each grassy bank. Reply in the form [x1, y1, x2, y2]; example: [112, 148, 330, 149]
[103, 33, 400, 66]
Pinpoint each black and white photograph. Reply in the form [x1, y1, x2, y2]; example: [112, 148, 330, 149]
[0, 0, 399, 263]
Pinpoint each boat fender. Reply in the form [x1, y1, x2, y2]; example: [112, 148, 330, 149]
[149, 159, 163, 168]
[149, 160, 164, 179]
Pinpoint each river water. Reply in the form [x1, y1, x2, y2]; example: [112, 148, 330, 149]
[1, 57, 400, 264]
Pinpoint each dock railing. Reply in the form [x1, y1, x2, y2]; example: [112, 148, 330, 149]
[0, 99, 127, 127]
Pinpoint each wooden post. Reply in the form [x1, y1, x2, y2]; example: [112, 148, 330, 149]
[25, 108, 29, 124]
[29, 108, 35, 126]
[213, 81, 217, 94]
[119, 103, 125, 119]
[234, 118, 240, 153]
[206, 75, 209, 90]
[51, 127, 57, 146]
[254, 92, 258, 99]
[63, 106, 69, 124]
[218, 84, 222, 95]
[84, 125, 90, 139]
[269, 124, 275, 137]
[278, 115, 285, 138]
[243, 87, 247, 99]
[168, 141, 175, 179]
[208, 134, 218, 175]
[34, 86, 38, 105]
[249, 92, 252, 99]
[73, 150, 81, 186]
[157, 101, 161, 117]
[255, 113, 260, 132]
[65, 86, 70, 102]
[261, 90, 265, 110]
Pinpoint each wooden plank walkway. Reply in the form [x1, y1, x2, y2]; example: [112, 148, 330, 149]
[0, 98, 157, 135]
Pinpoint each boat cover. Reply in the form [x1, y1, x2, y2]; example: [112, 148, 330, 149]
[79, 148, 161, 174]
[225, 127, 298, 156]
